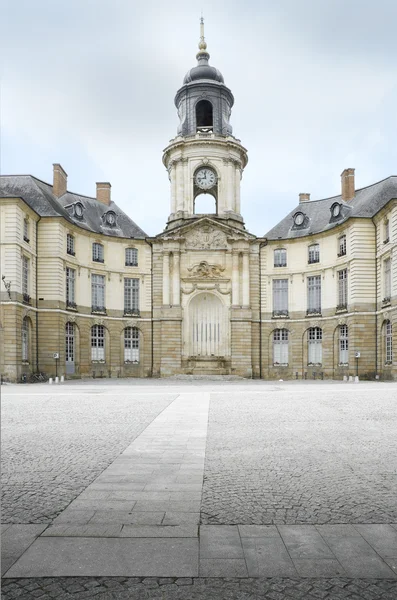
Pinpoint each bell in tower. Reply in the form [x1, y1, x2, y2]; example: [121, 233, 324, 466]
[163, 18, 248, 229]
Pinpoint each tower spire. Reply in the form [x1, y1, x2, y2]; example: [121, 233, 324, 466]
[197, 15, 209, 61]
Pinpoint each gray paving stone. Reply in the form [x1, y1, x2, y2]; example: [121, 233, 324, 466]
[354, 524, 397, 557]
[120, 525, 198, 537]
[1, 525, 47, 576]
[292, 558, 347, 577]
[162, 512, 200, 525]
[89, 510, 165, 525]
[241, 535, 298, 577]
[384, 557, 397, 575]
[200, 526, 244, 559]
[239, 525, 280, 538]
[316, 524, 362, 537]
[322, 535, 397, 578]
[278, 524, 335, 558]
[66, 499, 136, 511]
[199, 558, 248, 577]
[53, 510, 95, 524]
[3, 537, 199, 577]
[40, 525, 123, 537]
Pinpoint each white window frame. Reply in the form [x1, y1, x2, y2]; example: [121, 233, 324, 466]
[22, 318, 29, 362]
[274, 248, 287, 268]
[385, 321, 392, 364]
[124, 327, 140, 363]
[338, 235, 347, 257]
[92, 242, 104, 263]
[338, 269, 348, 308]
[91, 274, 105, 311]
[307, 275, 321, 314]
[22, 256, 29, 296]
[91, 324, 105, 361]
[65, 322, 75, 362]
[339, 325, 348, 365]
[273, 329, 288, 366]
[125, 247, 138, 266]
[308, 327, 322, 365]
[23, 218, 29, 242]
[67, 233, 75, 255]
[272, 279, 288, 316]
[124, 278, 140, 314]
[384, 219, 390, 243]
[66, 267, 76, 305]
[384, 258, 391, 300]
[308, 244, 320, 264]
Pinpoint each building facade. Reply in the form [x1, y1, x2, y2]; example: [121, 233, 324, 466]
[1, 26, 396, 382]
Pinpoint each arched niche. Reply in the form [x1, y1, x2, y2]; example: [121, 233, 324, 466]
[194, 193, 217, 215]
[196, 99, 213, 132]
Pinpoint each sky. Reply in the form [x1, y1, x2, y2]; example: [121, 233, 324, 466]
[1, 0, 396, 236]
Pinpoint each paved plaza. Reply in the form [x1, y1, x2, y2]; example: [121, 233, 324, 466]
[1, 379, 397, 599]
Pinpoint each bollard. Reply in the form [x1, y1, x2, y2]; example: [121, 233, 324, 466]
[60, 376, 64, 383]
[55, 376, 59, 384]
[295, 372, 298, 380]
[313, 371, 316, 380]
[349, 375, 353, 382]
[49, 378, 53, 384]
[304, 372, 307, 380]
[343, 375, 348, 381]
[354, 376, 359, 383]
[320, 372, 324, 380]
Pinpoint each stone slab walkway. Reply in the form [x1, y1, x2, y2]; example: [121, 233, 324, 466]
[2, 390, 397, 580]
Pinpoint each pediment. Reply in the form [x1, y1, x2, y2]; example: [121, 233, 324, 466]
[156, 217, 256, 248]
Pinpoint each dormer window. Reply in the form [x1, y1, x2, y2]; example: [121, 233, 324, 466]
[331, 202, 341, 218]
[293, 212, 305, 227]
[73, 202, 84, 219]
[103, 210, 117, 227]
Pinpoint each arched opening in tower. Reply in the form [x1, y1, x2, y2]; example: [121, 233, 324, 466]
[194, 193, 217, 215]
[196, 100, 213, 132]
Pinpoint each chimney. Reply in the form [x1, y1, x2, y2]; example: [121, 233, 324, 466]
[96, 182, 111, 206]
[299, 193, 310, 203]
[53, 163, 67, 198]
[341, 168, 355, 201]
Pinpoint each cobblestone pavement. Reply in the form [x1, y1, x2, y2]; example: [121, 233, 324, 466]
[201, 388, 397, 524]
[1, 390, 175, 523]
[2, 576, 397, 599]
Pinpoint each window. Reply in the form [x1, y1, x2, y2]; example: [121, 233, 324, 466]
[124, 278, 140, 315]
[66, 268, 76, 307]
[65, 322, 75, 362]
[385, 321, 392, 364]
[22, 318, 29, 361]
[22, 255, 29, 302]
[308, 244, 319, 264]
[308, 327, 322, 365]
[91, 325, 105, 361]
[124, 327, 140, 362]
[92, 243, 104, 263]
[384, 219, 390, 244]
[307, 275, 321, 314]
[272, 279, 288, 317]
[273, 329, 288, 365]
[67, 234, 75, 256]
[125, 248, 138, 267]
[337, 269, 348, 309]
[274, 248, 287, 267]
[23, 218, 29, 243]
[338, 235, 346, 257]
[196, 99, 213, 131]
[339, 325, 348, 365]
[384, 258, 391, 301]
[91, 274, 105, 312]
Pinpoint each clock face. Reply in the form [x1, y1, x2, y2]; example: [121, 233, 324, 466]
[195, 168, 217, 190]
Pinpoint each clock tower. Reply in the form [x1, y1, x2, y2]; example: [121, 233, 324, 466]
[151, 20, 260, 379]
[163, 18, 248, 229]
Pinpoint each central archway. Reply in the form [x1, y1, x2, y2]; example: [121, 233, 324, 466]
[189, 292, 224, 357]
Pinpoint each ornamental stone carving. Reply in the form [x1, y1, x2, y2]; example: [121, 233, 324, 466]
[187, 261, 225, 279]
[186, 226, 227, 249]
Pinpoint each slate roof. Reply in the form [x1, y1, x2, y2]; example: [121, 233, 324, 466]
[266, 176, 397, 240]
[0, 175, 147, 239]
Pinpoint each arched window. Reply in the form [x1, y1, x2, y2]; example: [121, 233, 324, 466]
[124, 327, 139, 363]
[194, 193, 217, 215]
[125, 247, 138, 267]
[339, 325, 348, 365]
[91, 325, 105, 361]
[22, 317, 29, 362]
[196, 100, 213, 131]
[385, 321, 392, 364]
[66, 322, 75, 363]
[308, 327, 322, 365]
[273, 329, 288, 366]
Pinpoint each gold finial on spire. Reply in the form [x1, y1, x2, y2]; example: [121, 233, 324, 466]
[198, 15, 207, 52]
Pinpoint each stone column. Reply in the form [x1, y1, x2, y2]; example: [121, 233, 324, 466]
[170, 163, 177, 213]
[172, 251, 180, 306]
[242, 251, 250, 306]
[232, 252, 240, 306]
[176, 161, 184, 211]
[235, 164, 241, 214]
[183, 159, 189, 214]
[163, 251, 170, 305]
[228, 160, 234, 212]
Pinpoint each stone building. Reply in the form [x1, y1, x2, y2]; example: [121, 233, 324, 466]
[1, 23, 396, 381]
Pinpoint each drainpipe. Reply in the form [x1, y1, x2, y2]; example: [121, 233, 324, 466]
[259, 241, 266, 379]
[35, 216, 41, 373]
[145, 238, 154, 377]
[371, 216, 378, 377]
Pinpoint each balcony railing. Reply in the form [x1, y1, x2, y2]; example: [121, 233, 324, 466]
[383, 238, 390, 244]
[23, 293, 31, 305]
[91, 305, 107, 314]
[274, 262, 287, 268]
[272, 309, 289, 318]
[336, 303, 347, 312]
[306, 308, 321, 316]
[124, 308, 140, 317]
[125, 261, 138, 267]
[66, 300, 77, 310]
[382, 297, 391, 305]
[67, 249, 76, 256]
[23, 236, 30, 243]
[308, 257, 320, 264]
[337, 250, 346, 257]
[93, 257, 104, 263]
